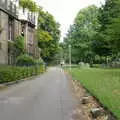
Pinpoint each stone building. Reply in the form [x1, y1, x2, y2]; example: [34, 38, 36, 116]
[18, 0, 39, 57]
[0, 0, 40, 65]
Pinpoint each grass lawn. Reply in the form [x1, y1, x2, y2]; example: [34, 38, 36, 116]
[67, 67, 120, 119]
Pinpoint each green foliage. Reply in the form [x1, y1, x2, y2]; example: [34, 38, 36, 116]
[16, 54, 44, 67]
[37, 30, 53, 42]
[19, 0, 38, 12]
[63, 1, 120, 65]
[14, 35, 25, 55]
[93, 0, 120, 57]
[0, 65, 45, 84]
[16, 54, 35, 66]
[19, 0, 28, 8]
[92, 64, 100, 68]
[37, 8, 61, 63]
[92, 33, 112, 57]
[68, 68, 120, 119]
[63, 5, 99, 64]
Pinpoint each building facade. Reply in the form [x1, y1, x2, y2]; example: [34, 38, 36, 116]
[0, 0, 40, 65]
[18, 3, 38, 57]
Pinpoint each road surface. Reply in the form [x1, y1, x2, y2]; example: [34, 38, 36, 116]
[0, 67, 84, 120]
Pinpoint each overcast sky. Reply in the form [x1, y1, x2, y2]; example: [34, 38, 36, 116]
[37, 0, 105, 41]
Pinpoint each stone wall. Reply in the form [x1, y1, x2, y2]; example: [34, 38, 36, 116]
[27, 25, 35, 56]
[8, 19, 21, 65]
[0, 10, 39, 65]
[0, 10, 20, 65]
[0, 11, 8, 64]
[14, 19, 20, 39]
[22, 22, 37, 57]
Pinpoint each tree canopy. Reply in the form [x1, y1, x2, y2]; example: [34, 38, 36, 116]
[37, 8, 61, 63]
[63, 5, 99, 63]
[62, 0, 120, 64]
[93, 0, 120, 59]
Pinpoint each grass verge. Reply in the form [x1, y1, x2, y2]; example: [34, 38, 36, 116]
[66, 67, 120, 119]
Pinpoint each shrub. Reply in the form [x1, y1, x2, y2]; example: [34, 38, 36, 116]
[16, 54, 45, 67]
[92, 64, 100, 68]
[16, 54, 35, 66]
[34, 58, 44, 66]
[0, 65, 45, 84]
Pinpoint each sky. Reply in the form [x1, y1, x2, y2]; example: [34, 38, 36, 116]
[37, 0, 105, 41]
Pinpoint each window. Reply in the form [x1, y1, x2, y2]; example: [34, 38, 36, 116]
[29, 32, 34, 44]
[28, 27, 34, 44]
[8, 17, 14, 41]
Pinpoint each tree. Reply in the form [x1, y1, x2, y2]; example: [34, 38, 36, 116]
[63, 5, 99, 63]
[37, 8, 61, 63]
[63, 1, 120, 64]
[93, 0, 120, 58]
[105, 0, 120, 55]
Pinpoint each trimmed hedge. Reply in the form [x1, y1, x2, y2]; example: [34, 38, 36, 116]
[0, 65, 45, 84]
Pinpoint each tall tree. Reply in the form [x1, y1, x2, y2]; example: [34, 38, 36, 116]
[64, 5, 99, 63]
[37, 8, 61, 63]
[105, 0, 120, 55]
[93, 0, 120, 58]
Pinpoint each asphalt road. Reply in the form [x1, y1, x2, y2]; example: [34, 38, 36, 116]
[0, 67, 83, 120]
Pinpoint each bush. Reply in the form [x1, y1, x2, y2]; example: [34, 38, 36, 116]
[16, 54, 35, 66]
[92, 64, 100, 68]
[34, 58, 44, 66]
[16, 54, 45, 67]
[0, 65, 45, 84]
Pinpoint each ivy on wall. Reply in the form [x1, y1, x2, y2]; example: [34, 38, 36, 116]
[14, 35, 25, 55]
[8, 35, 25, 57]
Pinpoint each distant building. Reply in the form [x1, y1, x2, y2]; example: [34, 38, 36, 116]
[0, 0, 40, 65]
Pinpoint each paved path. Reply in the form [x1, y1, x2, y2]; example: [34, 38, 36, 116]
[0, 67, 84, 120]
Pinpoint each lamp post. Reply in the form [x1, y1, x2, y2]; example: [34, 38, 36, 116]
[69, 45, 71, 70]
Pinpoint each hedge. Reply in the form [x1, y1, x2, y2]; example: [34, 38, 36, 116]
[0, 65, 45, 84]
[16, 54, 44, 67]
